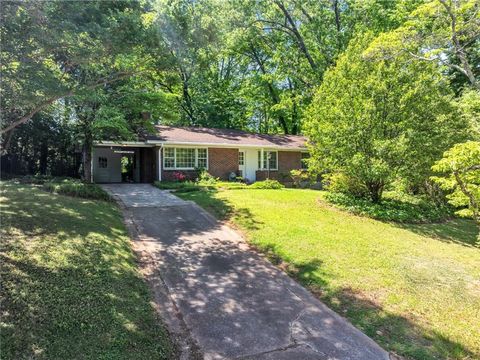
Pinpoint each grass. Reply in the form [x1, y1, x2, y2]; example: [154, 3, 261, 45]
[0, 182, 174, 359]
[178, 188, 480, 360]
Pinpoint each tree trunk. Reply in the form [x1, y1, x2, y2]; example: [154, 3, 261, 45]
[39, 142, 49, 175]
[367, 181, 384, 203]
[274, 0, 317, 71]
[83, 130, 93, 183]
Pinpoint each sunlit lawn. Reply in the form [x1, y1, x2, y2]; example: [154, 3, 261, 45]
[0, 182, 174, 359]
[179, 188, 480, 360]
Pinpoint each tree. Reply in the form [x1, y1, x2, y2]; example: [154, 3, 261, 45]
[305, 34, 467, 202]
[431, 141, 480, 240]
[0, 0, 154, 138]
[367, 0, 480, 90]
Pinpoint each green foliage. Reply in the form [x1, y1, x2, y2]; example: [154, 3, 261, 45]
[154, 180, 198, 190]
[1, 182, 173, 359]
[1, 0, 155, 133]
[323, 172, 367, 198]
[9, 175, 67, 184]
[215, 181, 248, 190]
[366, 0, 480, 91]
[457, 90, 480, 140]
[431, 141, 480, 221]
[250, 179, 284, 189]
[324, 191, 452, 223]
[195, 169, 218, 186]
[306, 33, 467, 202]
[290, 169, 315, 188]
[43, 179, 111, 201]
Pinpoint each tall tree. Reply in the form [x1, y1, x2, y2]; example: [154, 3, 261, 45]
[305, 34, 468, 202]
[0, 0, 155, 138]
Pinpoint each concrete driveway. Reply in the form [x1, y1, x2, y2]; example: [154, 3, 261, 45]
[102, 184, 390, 360]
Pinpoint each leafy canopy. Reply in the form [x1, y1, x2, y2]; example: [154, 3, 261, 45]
[305, 33, 467, 202]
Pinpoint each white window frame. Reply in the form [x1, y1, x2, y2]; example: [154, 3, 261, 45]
[163, 146, 209, 170]
[238, 151, 245, 166]
[258, 150, 278, 170]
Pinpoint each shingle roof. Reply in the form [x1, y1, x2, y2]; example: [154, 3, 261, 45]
[146, 126, 307, 149]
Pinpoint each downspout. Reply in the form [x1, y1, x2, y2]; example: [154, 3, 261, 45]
[158, 145, 162, 182]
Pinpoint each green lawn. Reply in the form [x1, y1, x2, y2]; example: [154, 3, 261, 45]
[0, 182, 174, 359]
[178, 188, 480, 360]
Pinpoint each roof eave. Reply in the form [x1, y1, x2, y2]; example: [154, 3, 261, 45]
[145, 140, 307, 151]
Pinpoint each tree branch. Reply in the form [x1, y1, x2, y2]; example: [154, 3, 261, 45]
[1, 71, 141, 135]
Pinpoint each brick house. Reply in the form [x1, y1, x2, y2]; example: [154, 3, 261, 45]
[92, 126, 308, 184]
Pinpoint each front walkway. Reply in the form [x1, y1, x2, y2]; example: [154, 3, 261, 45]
[102, 184, 389, 360]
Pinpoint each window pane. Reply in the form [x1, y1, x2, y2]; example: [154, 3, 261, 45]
[197, 148, 207, 168]
[164, 148, 175, 168]
[164, 158, 175, 168]
[164, 148, 174, 158]
[176, 148, 196, 168]
[258, 151, 262, 169]
[99, 157, 107, 168]
[197, 158, 207, 168]
[238, 151, 244, 165]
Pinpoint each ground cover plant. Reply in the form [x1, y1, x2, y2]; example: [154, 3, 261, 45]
[42, 178, 112, 201]
[177, 188, 480, 359]
[0, 182, 174, 359]
[324, 191, 453, 223]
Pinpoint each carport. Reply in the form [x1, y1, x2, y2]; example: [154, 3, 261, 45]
[92, 143, 157, 183]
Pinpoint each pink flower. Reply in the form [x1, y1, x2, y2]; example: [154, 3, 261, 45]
[173, 171, 186, 182]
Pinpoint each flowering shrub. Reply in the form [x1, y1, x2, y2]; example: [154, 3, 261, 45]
[172, 171, 187, 182]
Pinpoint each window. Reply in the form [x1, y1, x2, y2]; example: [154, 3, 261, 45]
[301, 152, 309, 169]
[176, 148, 195, 168]
[163, 147, 208, 169]
[197, 148, 207, 168]
[238, 151, 244, 166]
[257, 150, 278, 170]
[98, 157, 108, 168]
[164, 148, 175, 168]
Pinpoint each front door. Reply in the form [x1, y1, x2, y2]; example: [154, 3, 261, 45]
[239, 149, 257, 183]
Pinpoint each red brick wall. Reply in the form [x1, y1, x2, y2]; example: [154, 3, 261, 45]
[208, 148, 238, 180]
[160, 147, 238, 181]
[256, 151, 302, 183]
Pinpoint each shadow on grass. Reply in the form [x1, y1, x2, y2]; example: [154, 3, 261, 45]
[399, 218, 479, 248]
[0, 182, 173, 359]
[178, 188, 478, 360]
[176, 188, 263, 231]
[289, 259, 477, 360]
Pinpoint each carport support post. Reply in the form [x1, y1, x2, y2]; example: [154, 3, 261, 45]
[157, 146, 162, 182]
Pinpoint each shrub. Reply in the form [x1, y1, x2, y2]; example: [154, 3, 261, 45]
[172, 171, 187, 182]
[196, 169, 218, 186]
[290, 169, 315, 188]
[154, 180, 197, 190]
[43, 179, 111, 201]
[13, 175, 69, 184]
[250, 179, 285, 189]
[324, 191, 453, 223]
[323, 172, 368, 198]
[215, 181, 248, 190]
